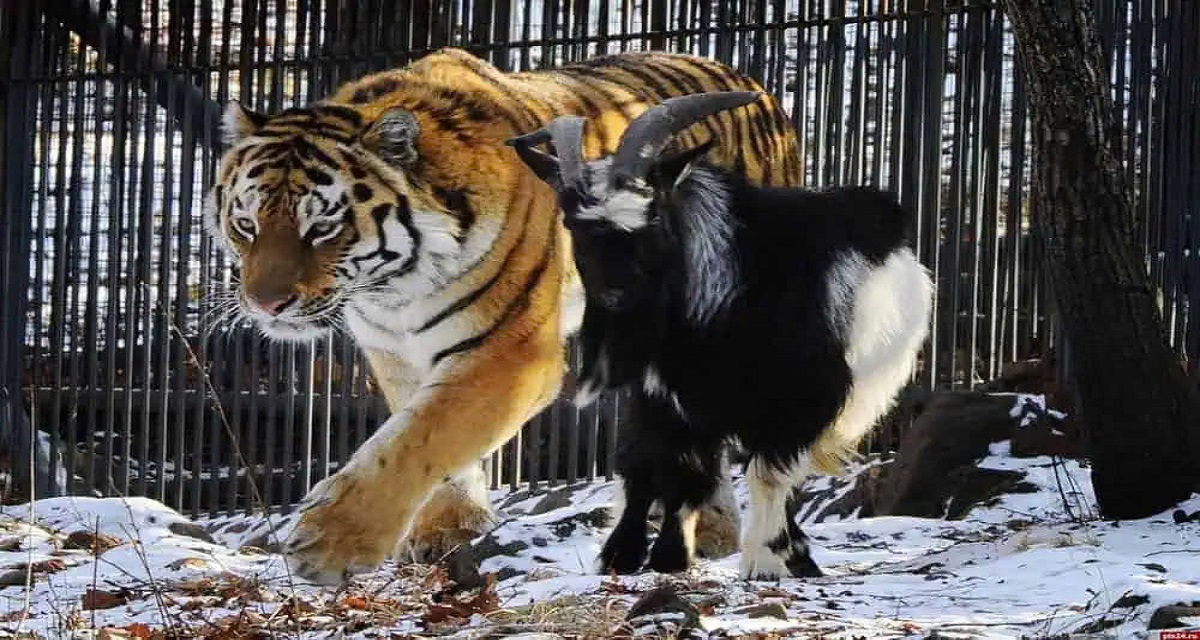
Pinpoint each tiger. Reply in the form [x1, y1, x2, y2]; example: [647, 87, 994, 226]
[205, 46, 803, 584]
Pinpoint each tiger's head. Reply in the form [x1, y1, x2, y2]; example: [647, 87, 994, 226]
[204, 99, 480, 342]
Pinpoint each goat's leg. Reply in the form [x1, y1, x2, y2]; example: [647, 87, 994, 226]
[647, 497, 698, 573]
[599, 394, 670, 574]
[647, 436, 723, 573]
[599, 475, 654, 574]
[740, 456, 823, 580]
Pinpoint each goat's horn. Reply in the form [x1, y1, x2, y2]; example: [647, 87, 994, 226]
[506, 128, 553, 148]
[504, 115, 588, 189]
[610, 91, 764, 187]
[543, 115, 588, 188]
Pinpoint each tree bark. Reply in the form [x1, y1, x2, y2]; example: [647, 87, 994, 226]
[1003, 0, 1200, 518]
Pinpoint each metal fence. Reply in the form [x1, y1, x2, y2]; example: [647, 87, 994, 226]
[0, 0, 1195, 517]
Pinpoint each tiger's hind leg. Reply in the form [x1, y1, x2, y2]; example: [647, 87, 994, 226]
[362, 348, 499, 566]
[693, 451, 741, 559]
[394, 462, 497, 564]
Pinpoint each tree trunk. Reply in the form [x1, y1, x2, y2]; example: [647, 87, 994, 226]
[1002, 0, 1200, 518]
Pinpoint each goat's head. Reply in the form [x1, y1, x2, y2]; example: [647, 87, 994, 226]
[506, 91, 762, 310]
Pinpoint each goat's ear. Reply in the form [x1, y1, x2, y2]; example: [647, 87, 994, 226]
[652, 139, 715, 191]
[508, 140, 565, 191]
[362, 108, 421, 167]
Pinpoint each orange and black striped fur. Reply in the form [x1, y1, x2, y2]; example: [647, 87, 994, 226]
[205, 47, 802, 583]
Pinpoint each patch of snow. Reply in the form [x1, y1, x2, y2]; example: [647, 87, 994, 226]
[1, 445, 1197, 638]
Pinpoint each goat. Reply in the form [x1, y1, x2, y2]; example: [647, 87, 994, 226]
[506, 91, 933, 580]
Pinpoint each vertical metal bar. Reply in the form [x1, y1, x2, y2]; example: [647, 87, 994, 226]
[547, 406, 561, 486]
[192, 0, 222, 517]
[0, 0, 41, 502]
[47, 22, 74, 500]
[942, 9, 967, 388]
[265, 342, 281, 509]
[205, 0, 238, 517]
[1005, 25, 1028, 364]
[131, 0, 161, 500]
[172, 0, 202, 512]
[81, 2, 112, 498]
[152, 0, 179, 502]
[979, 5, 1004, 382]
[105, 0, 131, 500]
[603, 391, 620, 480]
[334, 339, 353, 478]
[493, 0, 512, 68]
[918, 0, 946, 389]
[564, 344, 580, 484]
[61, 17, 92, 499]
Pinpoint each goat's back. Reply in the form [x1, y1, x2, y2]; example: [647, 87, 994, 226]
[741, 184, 914, 266]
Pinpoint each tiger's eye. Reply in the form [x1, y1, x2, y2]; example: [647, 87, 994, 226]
[307, 220, 343, 245]
[233, 217, 257, 239]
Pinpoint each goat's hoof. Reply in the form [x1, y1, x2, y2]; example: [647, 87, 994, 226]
[598, 544, 646, 574]
[740, 543, 824, 581]
[647, 543, 691, 574]
[787, 554, 824, 578]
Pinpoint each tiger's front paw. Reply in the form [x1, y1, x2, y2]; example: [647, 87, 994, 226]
[284, 472, 408, 585]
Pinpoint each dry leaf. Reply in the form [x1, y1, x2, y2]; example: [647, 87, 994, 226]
[28, 558, 67, 574]
[82, 588, 128, 610]
[64, 531, 123, 555]
[421, 574, 500, 625]
[122, 623, 156, 639]
[166, 557, 209, 571]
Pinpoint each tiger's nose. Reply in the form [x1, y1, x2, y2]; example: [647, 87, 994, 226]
[247, 293, 298, 316]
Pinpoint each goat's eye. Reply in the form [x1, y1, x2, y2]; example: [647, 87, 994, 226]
[306, 220, 342, 245]
[232, 217, 257, 240]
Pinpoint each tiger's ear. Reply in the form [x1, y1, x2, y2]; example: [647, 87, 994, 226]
[222, 101, 267, 145]
[363, 108, 421, 167]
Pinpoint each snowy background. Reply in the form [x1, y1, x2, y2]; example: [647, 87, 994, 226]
[2, 408, 1198, 638]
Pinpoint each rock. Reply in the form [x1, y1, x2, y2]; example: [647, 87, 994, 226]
[803, 461, 892, 521]
[0, 569, 27, 587]
[880, 392, 1021, 516]
[1148, 605, 1200, 630]
[242, 532, 282, 554]
[734, 602, 789, 620]
[494, 566, 522, 582]
[168, 521, 215, 544]
[624, 585, 702, 636]
[1008, 395, 1083, 458]
[811, 391, 1041, 521]
[1111, 593, 1150, 609]
[943, 468, 1036, 520]
[444, 544, 484, 592]
[978, 358, 1050, 394]
[549, 508, 610, 538]
[469, 533, 529, 563]
[529, 487, 576, 515]
[1172, 509, 1200, 524]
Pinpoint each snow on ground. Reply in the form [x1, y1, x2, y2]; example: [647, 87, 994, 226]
[1, 442, 1198, 639]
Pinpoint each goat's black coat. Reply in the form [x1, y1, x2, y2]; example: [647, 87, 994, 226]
[574, 170, 913, 469]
